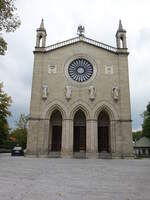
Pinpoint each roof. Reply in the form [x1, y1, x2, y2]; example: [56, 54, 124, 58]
[134, 137, 150, 147]
[35, 36, 122, 54]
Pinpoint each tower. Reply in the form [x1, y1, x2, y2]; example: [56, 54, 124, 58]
[36, 19, 47, 48]
[116, 20, 127, 50]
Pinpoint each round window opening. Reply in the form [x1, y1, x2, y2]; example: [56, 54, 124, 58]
[68, 58, 93, 82]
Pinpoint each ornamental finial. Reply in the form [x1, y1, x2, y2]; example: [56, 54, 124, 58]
[40, 18, 45, 29]
[118, 20, 123, 31]
[77, 25, 85, 36]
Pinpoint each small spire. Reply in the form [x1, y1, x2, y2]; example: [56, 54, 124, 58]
[40, 18, 44, 29]
[118, 20, 124, 31]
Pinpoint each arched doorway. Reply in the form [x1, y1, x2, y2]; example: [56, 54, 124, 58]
[73, 110, 86, 152]
[98, 111, 110, 152]
[50, 110, 62, 152]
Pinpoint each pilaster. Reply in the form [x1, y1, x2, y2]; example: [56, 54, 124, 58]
[86, 119, 97, 157]
[61, 119, 73, 157]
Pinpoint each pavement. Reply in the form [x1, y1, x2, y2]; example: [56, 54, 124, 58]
[0, 154, 150, 200]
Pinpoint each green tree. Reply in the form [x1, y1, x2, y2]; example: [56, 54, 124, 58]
[132, 130, 142, 141]
[0, 0, 21, 55]
[142, 102, 150, 138]
[10, 114, 28, 149]
[0, 82, 11, 145]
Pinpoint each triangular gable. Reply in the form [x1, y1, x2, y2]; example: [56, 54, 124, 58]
[35, 36, 118, 54]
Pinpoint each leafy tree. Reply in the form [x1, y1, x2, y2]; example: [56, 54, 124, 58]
[132, 130, 142, 141]
[0, 82, 11, 145]
[0, 0, 21, 55]
[142, 102, 150, 138]
[10, 114, 28, 149]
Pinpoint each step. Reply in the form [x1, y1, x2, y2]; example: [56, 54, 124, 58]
[99, 152, 112, 159]
[73, 152, 86, 159]
[48, 152, 61, 158]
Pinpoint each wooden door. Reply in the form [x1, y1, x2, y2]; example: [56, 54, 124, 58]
[73, 126, 86, 152]
[79, 126, 86, 151]
[98, 127, 109, 152]
[51, 126, 62, 151]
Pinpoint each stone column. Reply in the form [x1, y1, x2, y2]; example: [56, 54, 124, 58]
[110, 120, 116, 153]
[86, 119, 97, 158]
[27, 119, 39, 156]
[121, 121, 133, 157]
[112, 120, 123, 158]
[36, 119, 49, 157]
[93, 120, 98, 154]
[43, 119, 49, 155]
[61, 119, 73, 157]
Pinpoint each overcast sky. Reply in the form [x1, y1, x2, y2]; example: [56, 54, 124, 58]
[0, 0, 150, 130]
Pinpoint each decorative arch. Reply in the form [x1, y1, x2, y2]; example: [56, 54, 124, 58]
[48, 104, 65, 120]
[73, 109, 86, 152]
[118, 33, 126, 49]
[97, 110, 110, 153]
[41, 100, 67, 119]
[93, 101, 119, 154]
[93, 101, 119, 121]
[36, 32, 46, 48]
[50, 109, 62, 152]
[69, 101, 91, 120]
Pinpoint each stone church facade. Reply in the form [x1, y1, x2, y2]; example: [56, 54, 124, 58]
[27, 20, 133, 158]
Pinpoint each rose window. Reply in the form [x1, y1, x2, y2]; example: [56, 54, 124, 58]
[68, 58, 93, 82]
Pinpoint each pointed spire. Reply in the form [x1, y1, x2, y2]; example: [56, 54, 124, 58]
[37, 18, 46, 32]
[116, 20, 127, 49]
[40, 18, 45, 30]
[36, 19, 47, 47]
[118, 20, 125, 32]
[118, 20, 123, 31]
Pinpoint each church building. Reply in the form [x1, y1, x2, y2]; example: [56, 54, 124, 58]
[27, 20, 133, 158]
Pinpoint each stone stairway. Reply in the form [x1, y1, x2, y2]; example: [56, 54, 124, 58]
[73, 152, 87, 159]
[48, 152, 61, 158]
[98, 152, 112, 159]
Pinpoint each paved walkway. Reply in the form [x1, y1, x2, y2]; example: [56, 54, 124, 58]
[0, 154, 150, 200]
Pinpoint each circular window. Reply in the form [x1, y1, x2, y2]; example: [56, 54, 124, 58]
[68, 58, 93, 82]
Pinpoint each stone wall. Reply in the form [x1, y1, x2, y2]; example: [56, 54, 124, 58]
[27, 41, 133, 158]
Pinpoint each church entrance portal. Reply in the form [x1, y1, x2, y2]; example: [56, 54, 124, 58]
[73, 110, 86, 152]
[50, 110, 62, 152]
[98, 111, 110, 152]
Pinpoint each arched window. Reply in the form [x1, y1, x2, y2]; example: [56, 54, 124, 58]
[39, 34, 43, 47]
